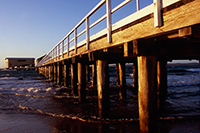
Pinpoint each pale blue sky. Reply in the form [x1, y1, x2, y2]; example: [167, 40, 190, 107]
[0, 0, 156, 68]
[1, 0, 197, 68]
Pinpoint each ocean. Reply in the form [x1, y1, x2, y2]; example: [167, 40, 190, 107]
[0, 63, 199, 133]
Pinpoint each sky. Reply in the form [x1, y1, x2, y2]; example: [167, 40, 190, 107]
[0, 0, 198, 68]
[0, 0, 102, 68]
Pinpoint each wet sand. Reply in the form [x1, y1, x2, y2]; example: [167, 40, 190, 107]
[1, 113, 200, 133]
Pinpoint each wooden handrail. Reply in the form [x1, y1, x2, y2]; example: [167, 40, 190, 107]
[38, 0, 178, 66]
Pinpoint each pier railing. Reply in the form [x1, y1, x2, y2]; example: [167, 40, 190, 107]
[38, 0, 180, 66]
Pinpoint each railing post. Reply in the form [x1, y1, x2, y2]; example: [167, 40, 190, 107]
[136, 0, 140, 11]
[67, 37, 69, 56]
[154, 0, 162, 27]
[106, 0, 112, 43]
[86, 17, 89, 50]
[74, 29, 77, 54]
[62, 41, 64, 58]
[58, 44, 60, 59]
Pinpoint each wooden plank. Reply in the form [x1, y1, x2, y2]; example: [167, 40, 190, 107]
[179, 27, 192, 37]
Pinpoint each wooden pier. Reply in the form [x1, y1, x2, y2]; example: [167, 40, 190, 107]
[36, 0, 200, 132]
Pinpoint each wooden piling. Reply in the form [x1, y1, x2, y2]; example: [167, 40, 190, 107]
[52, 64, 54, 82]
[54, 63, 57, 84]
[49, 65, 52, 81]
[86, 64, 90, 84]
[157, 58, 167, 111]
[63, 60, 70, 87]
[118, 61, 126, 100]
[44, 66, 47, 78]
[96, 60, 110, 118]
[57, 62, 62, 85]
[116, 63, 120, 86]
[138, 56, 157, 133]
[133, 58, 138, 89]
[78, 62, 86, 103]
[71, 63, 78, 95]
[91, 62, 97, 87]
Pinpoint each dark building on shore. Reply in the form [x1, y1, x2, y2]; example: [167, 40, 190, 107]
[5, 57, 35, 69]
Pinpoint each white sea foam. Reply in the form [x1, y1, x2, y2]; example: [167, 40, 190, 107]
[186, 68, 199, 72]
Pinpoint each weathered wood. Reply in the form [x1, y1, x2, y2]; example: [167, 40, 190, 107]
[69, 0, 200, 58]
[78, 62, 86, 103]
[118, 61, 126, 100]
[138, 56, 157, 133]
[51, 64, 54, 82]
[91, 62, 97, 87]
[57, 62, 62, 85]
[49, 65, 53, 81]
[157, 58, 167, 111]
[124, 42, 133, 57]
[86, 64, 90, 83]
[132, 58, 138, 89]
[63, 61, 70, 87]
[71, 63, 78, 95]
[116, 63, 120, 86]
[97, 60, 110, 118]
[44, 66, 47, 78]
[179, 27, 192, 37]
[54, 63, 57, 84]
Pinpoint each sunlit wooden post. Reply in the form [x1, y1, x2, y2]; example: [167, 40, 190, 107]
[116, 63, 120, 86]
[51, 64, 54, 82]
[63, 60, 70, 87]
[86, 64, 90, 84]
[91, 62, 97, 87]
[157, 58, 167, 111]
[138, 56, 158, 133]
[71, 63, 78, 95]
[54, 63, 57, 84]
[133, 58, 138, 89]
[57, 61, 62, 85]
[49, 65, 52, 81]
[97, 60, 110, 118]
[78, 62, 86, 103]
[44, 66, 47, 78]
[118, 61, 126, 100]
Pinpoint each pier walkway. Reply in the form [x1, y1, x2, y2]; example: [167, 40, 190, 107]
[36, 0, 200, 132]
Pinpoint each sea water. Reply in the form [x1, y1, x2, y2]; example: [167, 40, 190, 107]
[0, 64, 199, 132]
